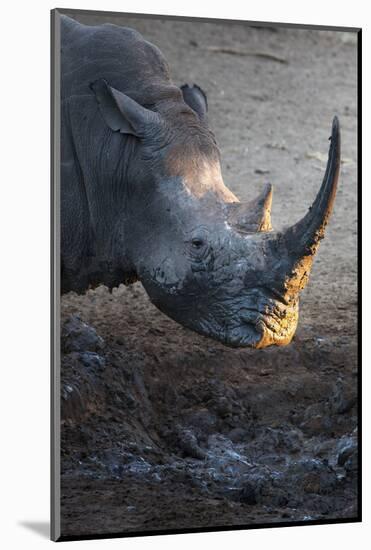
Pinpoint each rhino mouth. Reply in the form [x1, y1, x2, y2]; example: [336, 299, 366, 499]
[222, 295, 299, 349]
[223, 317, 295, 349]
[144, 271, 299, 348]
[222, 323, 262, 348]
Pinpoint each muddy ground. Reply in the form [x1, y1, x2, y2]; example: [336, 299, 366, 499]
[59, 12, 358, 539]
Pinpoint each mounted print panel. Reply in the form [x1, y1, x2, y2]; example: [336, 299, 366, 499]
[51, 8, 360, 541]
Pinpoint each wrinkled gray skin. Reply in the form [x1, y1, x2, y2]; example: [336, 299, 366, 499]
[61, 15, 341, 349]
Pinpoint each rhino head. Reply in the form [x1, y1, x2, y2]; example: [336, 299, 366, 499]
[91, 79, 340, 349]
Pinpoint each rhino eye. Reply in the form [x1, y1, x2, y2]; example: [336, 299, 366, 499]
[191, 238, 205, 249]
[186, 230, 210, 261]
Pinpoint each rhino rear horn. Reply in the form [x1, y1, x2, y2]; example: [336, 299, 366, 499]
[90, 79, 161, 137]
[229, 183, 273, 233]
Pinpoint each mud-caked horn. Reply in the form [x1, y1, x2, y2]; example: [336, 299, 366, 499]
[281, 117, 341, 292]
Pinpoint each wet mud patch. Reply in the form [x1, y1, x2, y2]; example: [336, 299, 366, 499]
[60, 283, 358, 537]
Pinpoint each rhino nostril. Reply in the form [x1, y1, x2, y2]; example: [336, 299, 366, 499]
[263, 286, 290, 306]
[240, 309, 262, 329]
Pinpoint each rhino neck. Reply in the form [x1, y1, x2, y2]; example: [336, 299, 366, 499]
[61, 143, 139, 294]
[61, 214, 137, 294]
[88, 219, 138, 291]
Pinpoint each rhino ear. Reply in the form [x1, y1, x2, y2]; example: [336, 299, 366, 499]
[90, 79, 160, 137]
[181, 83, 208, 121]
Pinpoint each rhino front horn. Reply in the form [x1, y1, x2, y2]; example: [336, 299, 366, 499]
[284, 117, 340, 261]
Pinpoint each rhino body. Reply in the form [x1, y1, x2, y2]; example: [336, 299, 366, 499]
[60, 15, 340, 349]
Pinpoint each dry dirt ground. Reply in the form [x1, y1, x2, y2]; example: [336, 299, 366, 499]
[59, 12, 358, 539]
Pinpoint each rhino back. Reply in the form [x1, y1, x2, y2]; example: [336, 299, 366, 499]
[61, 15, 174, 104]
[61, 16, 171, 292]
